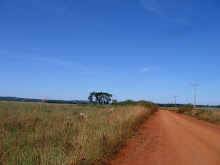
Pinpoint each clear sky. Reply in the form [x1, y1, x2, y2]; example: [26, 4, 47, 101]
[0, 0, 220, 105]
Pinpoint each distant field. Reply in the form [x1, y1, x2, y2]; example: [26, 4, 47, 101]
[198, 108, 220, 112]
[0, 101, 158, 164]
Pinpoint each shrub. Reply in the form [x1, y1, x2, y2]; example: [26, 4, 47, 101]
[116, 100, 137, 106]
[138, 101, 159, 113]
[115, 100, 159, 114]
[178, 104, 194, 114]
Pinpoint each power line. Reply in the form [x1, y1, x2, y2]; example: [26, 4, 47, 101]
[192, 80, 199, 109]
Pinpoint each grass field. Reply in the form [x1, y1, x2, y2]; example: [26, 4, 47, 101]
[0, 101, 158, 164]
[162, 107, 220, 125]
[188, 108, 220, 124]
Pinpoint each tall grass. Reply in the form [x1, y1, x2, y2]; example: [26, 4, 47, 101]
[164, 106, 220, 125]
[0, 101, 158, 164]
[187, 109, 220, 125]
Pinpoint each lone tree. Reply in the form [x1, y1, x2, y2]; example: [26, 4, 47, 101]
[88, 92, 112, 105]
[88, 91, 96, 103]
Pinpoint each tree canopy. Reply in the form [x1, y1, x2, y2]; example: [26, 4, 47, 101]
[88, 92, 113, 105]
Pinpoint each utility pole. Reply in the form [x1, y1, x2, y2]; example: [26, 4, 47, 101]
[174, 95, 178, 107]
[192, 80, 199, 109]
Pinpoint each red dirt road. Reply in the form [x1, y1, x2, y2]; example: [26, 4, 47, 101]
[111, 110, 220, 165]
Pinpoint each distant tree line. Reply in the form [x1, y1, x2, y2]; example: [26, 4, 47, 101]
[158, 104, 182, 107]
[0, 97, 42, 103]
[45, 100, 89, 104]
[0, 97, 89, 104]
[158, 103, 220, 108]
[0, 97, 219, 108]
[88, 92, 113, 105]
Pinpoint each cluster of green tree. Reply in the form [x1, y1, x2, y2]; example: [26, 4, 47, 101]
[196, 105, 220, 108]
[0, 97, 89, 104]
[88, 92, 113, 105]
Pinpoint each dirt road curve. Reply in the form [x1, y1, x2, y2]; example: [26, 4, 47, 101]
[111, 110, 220, 165]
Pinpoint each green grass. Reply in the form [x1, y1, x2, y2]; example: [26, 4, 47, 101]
[0, 101, 158, 164]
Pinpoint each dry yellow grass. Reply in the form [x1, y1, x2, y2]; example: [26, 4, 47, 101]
[0, 101, 158, 164]
[188, 109, 220, 124]
[162, 107, 220, 125]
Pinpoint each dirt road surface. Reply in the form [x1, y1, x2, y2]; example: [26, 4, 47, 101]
[111, 110, 220, 165]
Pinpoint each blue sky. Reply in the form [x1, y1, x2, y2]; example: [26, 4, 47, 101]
[0, 0, 220, 105]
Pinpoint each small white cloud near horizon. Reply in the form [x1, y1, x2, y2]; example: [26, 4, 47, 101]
[33, 56, 73, 67]
[4, 54, 96, 75]
[31, 56, 96, 75]
[141, 67, 159, 72]
[142, 68, 151, 72]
